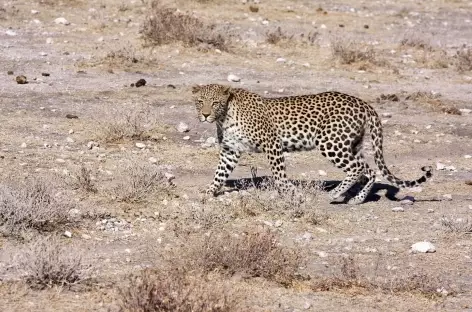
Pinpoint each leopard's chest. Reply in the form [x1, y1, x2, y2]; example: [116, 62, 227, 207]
[220, 124, 261, 152]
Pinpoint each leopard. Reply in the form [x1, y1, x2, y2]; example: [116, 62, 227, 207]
[192, 84, 432, 205]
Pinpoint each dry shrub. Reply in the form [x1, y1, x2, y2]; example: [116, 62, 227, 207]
[66, 166, 97, 193]
[400, 32, 434, 51]
[17, 237, 89, 289]
[331, 37, 378, 65]
[406, 91, 461, 115]
[96, 107, 166, 143]
[117, 269, 235, 312]
[265, 27, 318, 46]
[311, 256, 450, 299]
[0, 178, 73, 236]
[181, 228, 303, 286]
[141, 0, 228, 51]
[454, 47, 472, 72]
[441, 216, 472, 234]
[109, 161, 172, 203]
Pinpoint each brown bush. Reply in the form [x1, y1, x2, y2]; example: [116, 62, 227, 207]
[118, 269, 235, 312]
[66, 166, 97, 193]
[141, 0, 228, 51]
[182, 228, 303, 286]
[0, 178, 73, 236]
[311, 256, 450, 298]
[331, 37, 377, 65]
[441, 216, 472, 234]
[109, 161, 173, 203]
[400, 32, 434, 51]
[17, 237, 89, 289]
[265, 27, 318, 46]
[454, 48, 472, 72]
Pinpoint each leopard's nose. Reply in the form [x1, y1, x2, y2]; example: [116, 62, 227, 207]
[202, 112, 210, 118]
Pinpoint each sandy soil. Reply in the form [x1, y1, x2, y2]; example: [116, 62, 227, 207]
[1, 0, 472, 311]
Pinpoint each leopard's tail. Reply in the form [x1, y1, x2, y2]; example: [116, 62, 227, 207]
[367, 109, 432, 188]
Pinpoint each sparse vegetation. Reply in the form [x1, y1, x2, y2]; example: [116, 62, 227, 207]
[454, 48, 472, 72]
[141, 0, 229, 51]
[405, 91, 461, 115]
[441, 216, 472, 234]
[96, 107, 166, 143]
[400, 32, 434, 51]
[17, 237, 89, 289]
[66, 166, 97, 193]
[180, 228, 303, 286]
[117, 269, 235, 312]
[265, 26, 318, 46]
[0, 178, 73, 236]
[331, 37, 378, 65]
[311, 256, 450, 299]
[109, 161, 172, 203]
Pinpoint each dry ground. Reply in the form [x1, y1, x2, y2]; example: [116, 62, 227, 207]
[1, 0, 472, 311]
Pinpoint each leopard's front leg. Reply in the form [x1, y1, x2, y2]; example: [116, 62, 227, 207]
[205, 146, 241, 196]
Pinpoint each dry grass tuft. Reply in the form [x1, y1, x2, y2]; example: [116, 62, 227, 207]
[17, 237, 90, 289]
[400, 32, 434, 51]
[0, 178, 73, 236]
[117, 268, 236, 312]
[95, 107, 167, 143]
[141, 0, 229, 51]
[441, 216, 472, 234]
[180, 228, 303, 286]
[109, 161, 173, 203]
[66, 166, 97, 193]
[331, 37, 378, 65]
[406, 91, 461, 115]
[311, 256, 450, 299]
[454, 47, 472, 72]
[265, 27, 318, 46]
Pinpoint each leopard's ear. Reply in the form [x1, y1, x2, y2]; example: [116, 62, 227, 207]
[221, 85, 232, 95]
[191, 85, 202, 94]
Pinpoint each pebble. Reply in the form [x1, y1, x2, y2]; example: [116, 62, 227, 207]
[177, 122, 189, 133]
[317, 251, 328, 258]
[442, 194, 452, 200]
[276, 57, 286, 63]
[227, 74, 241, 82]
[135, 142, 146, 149]
[303, 302, 312, 310]
[54, 17, 70, 25]
[31, 10, 39, 14]
[6, 30, 17, 36]
[148, 157, 158, 164]
[46, 38, 53, 44]
[392, 207, 404, 212]
[459, 108, 471, 114]
[20, 142, 27, 148]
[302, 232, 312, 240]
[400, 196, 414, 205]
[56, 158, 66, 163]
[381, 112, 392, 117]
[164, 172, 175, 183]
[63, 231, 72, 238]
[201, 136, 217, 148]
[16, 75, 27, 84]
[87, 141, 99, 149]
[81, 234, 91, 240]
[465, 155, 471, 159]
[66, 137, 74, 143]
[183, 136, 190, 140]
[411, 241, 436, 253]
[318, 170, 327, 176]
[274, 220, 283, 227]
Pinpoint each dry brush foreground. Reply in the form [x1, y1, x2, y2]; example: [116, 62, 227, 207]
[1, 0, 472, 311]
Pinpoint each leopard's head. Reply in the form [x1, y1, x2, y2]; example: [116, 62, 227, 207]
[192, 84, 232, 123]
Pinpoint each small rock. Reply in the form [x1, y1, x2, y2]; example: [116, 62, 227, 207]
[6, 30, 17, 36]
[183, 136, 190, 140]
[167, 84, 176, 89]
[148, 157, 158, 164]
[302, 232, 312, 240]
[392, 207, 404, 212]
[87, 141, 99, 149]
[176, 122, 189, 133]
[164, 172, 175, 183]
[7, 71, 14, 75]
[81, 234, 91, 240]
[63, 231, 72, 238]
[276, 57, 286, 63]
[44, 143, 52, 148]
[56, 158, 66, 163]
[54, 17, 70, 25]
[400, 196, 414, 205]
[66, 137, 74, 143]
[135, 78, 146, 87]
[39, 52, 47, 56]
[411, 241, 436, 253]
[318, 170, 327, 176]
[16, 75, 27, 84]
[381, 112, 392, 117]
[317, 251, 328, 258]
[135, 142, 146, 149]
[69, 129, 74, 134]
[442, 194, 452, 200]
[227, 74, 241, 82]
[66, 114, 78, 119]
[459, 108, 471, 114]
[20, 143, 27, 148]
[274, 220, 283, 227]
[41, 73, 50, 77]
[303, 302, 312, 310]
[31, 10, 40, 14]
[465, 155, 471, 159]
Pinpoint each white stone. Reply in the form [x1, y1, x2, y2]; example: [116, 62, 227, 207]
[176, 122, 189, 133]
[392, 207, 404, 212]
[148, 157, 158, 164]
[135, 142, 146, 149]
[459, 108, 471, 114]
[54, 17, 70, 25]
[276, 57, 286, 63]
[443, 194, 452, 200]
[381, 112, 392, 117]
[46, 37, 54, 44]
[436, 162, 446, 170]
[411, 241, 436, 253]
[465, 155, 472, 159]
[302, 232, 312, 240]
[6, 30, 17, 36]
[20, 142, 27, 148]
[318, 170, 327, 176]
[227, 74, 241, 82]
[66, 137, 74, 143]
[317, 251, 328, 258]
[274, 220, 283, 227]
[31, 10, 40, 14]
[164, 172, 175, 182]
[183, 136, 190, 140]
[39, 52, 48, 56]
[87, 141, 99, 149]
[63, 231, 72, 238]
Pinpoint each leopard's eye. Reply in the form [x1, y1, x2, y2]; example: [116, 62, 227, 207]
[212, 101, 219, 106]
[197, 100, 203, 105]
